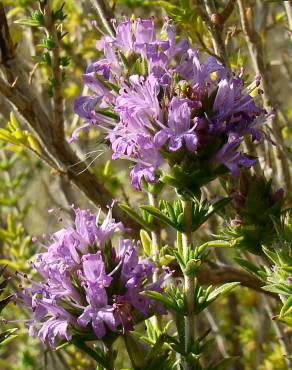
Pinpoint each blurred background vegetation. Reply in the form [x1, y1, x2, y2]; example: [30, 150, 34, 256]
[0, 0, 291, 369]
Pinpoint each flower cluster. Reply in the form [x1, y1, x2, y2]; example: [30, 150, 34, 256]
[19, 207, 165, 348]
[74, 18, 266, 190]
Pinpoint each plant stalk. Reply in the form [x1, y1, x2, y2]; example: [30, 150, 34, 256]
[148, 191, 162, 330]
[182, 200, 195, 370]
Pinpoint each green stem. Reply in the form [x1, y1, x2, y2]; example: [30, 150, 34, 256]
[182, 200, 194, 370]
[148, 191, 162, 330]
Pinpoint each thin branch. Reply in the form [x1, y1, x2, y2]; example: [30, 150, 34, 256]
[204, 308, 228, 357]
[88, 0, 115, 37]
[43, 1, 65, 145]
[196, 261, 277, 299]
[227, 294, 244, 370]
[220, 0, 237, 24]
[194, 29, 220, 59]
[194, 0, 229, 65]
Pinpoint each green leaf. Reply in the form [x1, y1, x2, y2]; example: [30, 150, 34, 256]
[280, 296, 292, 317]
[197, 240, 231, 254]
[262, 284, 291, 295]
[211, 197, 231, 214]
[96, 109, 119, 120]
[140, 205, 179, 230]
[140, 229, 152, 256]
[0, 278, 10, 296]
[14, 18, 43, 27]
[124, 333, 149, 368]
[142, 291, 180, 313]
[0, 294, 14, 312]
[234, 257, 265, 280]
[119, 203, 155, 231]
[262, 246, 279, 264]
[145, 335, 166, 361]
[0, 328, 18, 346]
[207, 282, 240, 303]
[185, 259, 201, 276]
[273, 315, 292, 327]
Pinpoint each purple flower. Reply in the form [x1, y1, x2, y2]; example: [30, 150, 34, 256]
[115, 19, 135, 53]
[95, 206, 124, 247]
[129, 135, 163, 190]
[71, 96, 116, 142]
[135, 18, 156, 44]
[73, 18, 267, 190]
[19, 206, 166, 347]
[82, 252, 112, 286]
[213, 138, 256, 176]
[38, 318, 71, 348]
[77, 304, 116, 338]
[115, 74, 162, 123]
[213, 77, 264, 125]
[154, 97, 199, 152]
[176, 49, 226, 85]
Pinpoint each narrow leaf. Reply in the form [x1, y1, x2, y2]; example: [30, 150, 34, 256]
[140, 205, 179, 230]
[207, 282, 240, 303]
[280, 296, 292, 317]
[119, 203, 155, 231]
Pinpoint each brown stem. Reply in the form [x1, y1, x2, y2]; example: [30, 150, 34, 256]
[220, 0, 237, 24]
[227, 294, 244, 370]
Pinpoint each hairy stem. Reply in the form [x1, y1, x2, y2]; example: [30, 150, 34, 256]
[182, 200, 194, 369]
